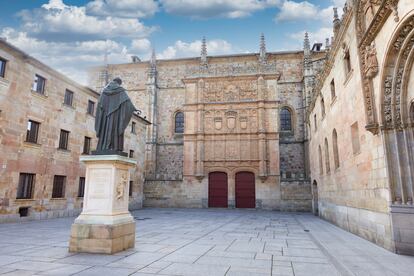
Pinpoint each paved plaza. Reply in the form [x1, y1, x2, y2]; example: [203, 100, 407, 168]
[0, 209, 413, 276]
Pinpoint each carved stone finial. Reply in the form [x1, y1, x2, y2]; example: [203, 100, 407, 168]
[148, 48, 157, 81]
[333, 7, 339, 20]
[150, 48, 156, 67]
[102, 39, 109, 86]
[259, 33, 267, 64]
[333, 7, 341, 34]
[259, 33, 266, 63]
[150, 48, 156, 70]
[304, 32, 310, 56]
[387, 2, 400, 22]
[325, 38, 330, 51]
[201, 37, 207, 68]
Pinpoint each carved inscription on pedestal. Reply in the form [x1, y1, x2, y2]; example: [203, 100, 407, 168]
[90, 168, 110, 199]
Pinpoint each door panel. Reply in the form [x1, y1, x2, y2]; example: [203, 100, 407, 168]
[235, 172, 255, 208]
[208, 172, 228, 208]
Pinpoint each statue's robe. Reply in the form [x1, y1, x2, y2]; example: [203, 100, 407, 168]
[95, 81, 136, 153]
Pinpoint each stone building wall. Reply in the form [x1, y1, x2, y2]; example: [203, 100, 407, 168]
[308, 0, 414, 254]
[0, 40, 148, 222]
[91, 50, 318, 211]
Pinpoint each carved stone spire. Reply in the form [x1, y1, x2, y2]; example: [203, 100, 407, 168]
[304, 32, 310, 57]
[148, 48, 157, 82]
[259, 33, 267, 64]
[200, 37, 207, 68]
[325, 38, 330, 51]
[333, 7, 341, 35]
[102, 39, 109, 86]
[150, 48, 156, 70]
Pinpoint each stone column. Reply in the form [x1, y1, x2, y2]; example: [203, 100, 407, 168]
[258, 76, 268, 179]
[69, 155, 136, 254]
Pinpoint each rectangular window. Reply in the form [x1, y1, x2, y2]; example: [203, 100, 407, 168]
[78, 177, 85, 198]
[129, 150, 134, 158]
[87, 100, 95, 115]
[129, 181, 133, 197]
[32, 74, 46, 94]
[16, 173, 35, 199]
[83, 136, 91, 154]
[0, 57, 6, 78]
[52, 175, 66, 198]
[64, 89, 74, 106]
[351, 122, 360, 155]
[314, 114, 317, 131]
[58, 129, 70, 150]
[131, 122, 136, 134]
[26, 120, 40, 144]
[330, 79, 336, 100]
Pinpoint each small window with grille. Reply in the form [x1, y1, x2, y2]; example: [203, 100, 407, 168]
[175, 112, 184, 134]
[52, 175, 66, 198]
[16, 173, 35, 199]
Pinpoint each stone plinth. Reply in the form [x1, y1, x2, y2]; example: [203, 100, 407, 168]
[69, 155, 137, 254]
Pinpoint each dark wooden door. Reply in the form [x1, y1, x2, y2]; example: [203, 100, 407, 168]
[235, 172, 255, 208]
[208, 172, 228, 208]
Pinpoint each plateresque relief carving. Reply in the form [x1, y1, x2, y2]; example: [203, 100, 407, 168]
[203, 80, 258, 103]
[382, 15, 414, 129]
[116, 172, 128, 200]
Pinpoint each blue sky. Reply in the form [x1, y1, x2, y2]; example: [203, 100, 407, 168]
[0, 0, 345, 84]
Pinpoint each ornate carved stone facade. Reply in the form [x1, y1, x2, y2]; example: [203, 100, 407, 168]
[309, 0, 414, 255]
[89, 38, 326, 211]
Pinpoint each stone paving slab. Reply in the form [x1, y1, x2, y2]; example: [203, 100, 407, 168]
[0, 208, 413, 276]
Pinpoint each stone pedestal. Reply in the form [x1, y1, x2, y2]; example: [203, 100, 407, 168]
[69, 155, 137, 254]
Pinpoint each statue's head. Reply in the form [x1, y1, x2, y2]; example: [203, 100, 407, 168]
[113, 77, 122, 85]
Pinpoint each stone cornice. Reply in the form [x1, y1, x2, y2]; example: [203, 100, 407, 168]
[182, 73, 280, 83]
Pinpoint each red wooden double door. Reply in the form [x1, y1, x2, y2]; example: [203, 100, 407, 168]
[208, 172, 255, 208]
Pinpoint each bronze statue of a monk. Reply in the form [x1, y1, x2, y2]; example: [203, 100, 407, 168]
[94, 78, 137, 156]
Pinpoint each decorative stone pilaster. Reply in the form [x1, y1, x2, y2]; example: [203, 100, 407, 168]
[69, 155, 136, 254]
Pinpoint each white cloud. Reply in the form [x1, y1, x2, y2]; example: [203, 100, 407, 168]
[276, 1, 318, 21]
[332, 0, 346, 7]
[275, 0, 344, 22]
[86, 0, 159, 18]
[157, 39, 233, 59]
[130, 38, 151, 53]
[290, 27, 333, 46]
[18, 0, 154, 41]
[42, 0, 66, 10]
[1, 28, 133, 85]
[160, 0, 281, 19]
[286, 0, 346, 47]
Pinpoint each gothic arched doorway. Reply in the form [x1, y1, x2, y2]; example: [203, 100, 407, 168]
[312, 180, 319, 216]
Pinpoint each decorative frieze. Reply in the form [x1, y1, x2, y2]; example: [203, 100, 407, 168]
[203, 80, 259, 103]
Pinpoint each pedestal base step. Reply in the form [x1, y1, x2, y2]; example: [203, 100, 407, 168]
[69, 221, 135, 254]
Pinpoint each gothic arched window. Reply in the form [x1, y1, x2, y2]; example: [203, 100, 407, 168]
[410, 102, 414, 123]
[318, 145, 323, 175]
[280, 108, 292, 131]
[332, 129, 340, 169]
[175, 112, 184, 134]
[324, 138, 330, 173]
[321, 97, 326, 117]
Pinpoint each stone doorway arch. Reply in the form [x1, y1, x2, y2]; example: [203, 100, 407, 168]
[380, 14, 414, 206]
